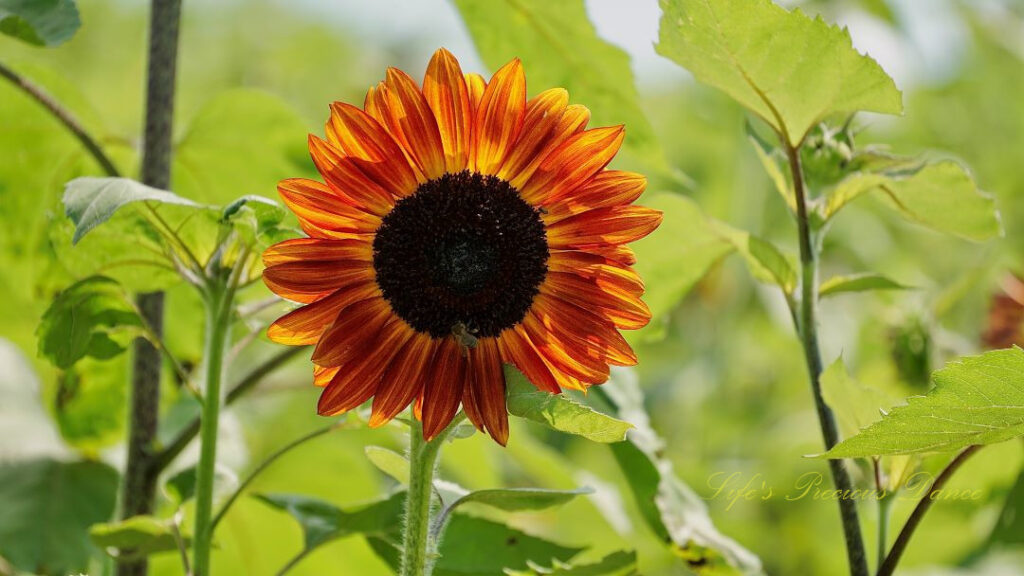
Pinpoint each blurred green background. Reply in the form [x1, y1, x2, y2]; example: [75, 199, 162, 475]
[1, 0, 1023, 574]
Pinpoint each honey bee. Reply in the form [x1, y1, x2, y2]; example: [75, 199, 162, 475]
[451, 322, 479, 356]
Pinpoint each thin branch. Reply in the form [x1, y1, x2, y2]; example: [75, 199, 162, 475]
[877, 446, 982, 576]
[785, 140, 869, 576]
[153, 346, 307, 471]
[0, 60, 121, 177]
[211, 423, 342, 530]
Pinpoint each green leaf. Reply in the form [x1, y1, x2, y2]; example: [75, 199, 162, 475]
[878, 161, 1002, 242]
[600, 372, 762, 575]
[715, 226, 797, 294]
[89, 516, 186, 562]
[0, 458, 119, 574]
[164, 466, 197, 504]
[367, 512, 583, 576]
[36, 276, 143, 370]
[746, 123, 795, 212]
[822, 170, 892, 219]
[364, 446, 408, 484]
[53, 356, 129, 453]
[0, 0, 80, 46]
[452, 0, 667, 176]
[504, 550, 638, 576]
[819, 273, 910, 298]
[174, 89, 312, 205]
[63, 177, 199, 244]
[820, 356, 898, 440]
[255, 492, 401, 551]
[825, 347, 1024, 458]
[986, 467, 1024, 547]
[657, 0, 902, 147]
[449, 486, 592, 514]
[505, 364, 632, 443]
[631, 193, 735, 332]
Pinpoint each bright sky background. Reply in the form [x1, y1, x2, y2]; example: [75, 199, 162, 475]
[283, 0, 995, 93]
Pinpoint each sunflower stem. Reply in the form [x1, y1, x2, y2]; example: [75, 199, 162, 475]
[401, 416, 464, 576]
[191, 281, 234, 576]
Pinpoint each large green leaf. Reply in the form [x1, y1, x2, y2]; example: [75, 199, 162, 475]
[0, 0, 80, 47]
[505, 550, 638, 576]
[63, 177, 199, 244]
[657, 0, 902, 147]
[89, 515, 186, 562]
[825, 347, 1024, 457]
[819, 356, 898, 440]
[36, 275, 143, 370]
[52, 356, 128, 453]
[505, 364, 632, 443]
[452, 0, 666, 175]
[173, 89, 312, 205]
[631, 193, 735, 333]
[448, 486, 592, 515]
[600, 371, 762, 575]
[0, 458, 119, 574]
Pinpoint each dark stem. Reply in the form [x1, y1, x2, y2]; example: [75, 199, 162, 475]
[118, 1, 182, 575]
[153, 346, 306, 472]
[0, 61, 121, 177]
[785, 142, 869, 576]
[877, 445, 981, 576]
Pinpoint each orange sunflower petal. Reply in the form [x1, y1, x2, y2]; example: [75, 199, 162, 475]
[266, 282, 379, 345]
[497, 88, 568, 183]
[542, 271, 651, 330]
[365, 68, 446, 180]
[520, 126, 624, 205]
[547, 206, 663, 249]
[547, 250, 645, 297]
[369, 332, 439, 427]
[421, 338, 466, 440]
[318, 319, 414, 416]
[575, 245, 638, 266]
[542, 170, 647, 224]
[314, 365, 340, 388]
[465, 73, 486, 111]
[472, 59, 526, 175]
[311, 298, 394, 367]
[497, 326, 561, 393]
[521, 311, 611, 384]
[424, 49, 471, 173]
[262, 237, 372, 267]
[465, 338, 509, 445]
[263, 255, 374, 304]
[277, 178, 380, 238]
[308, 135, 399, 215]
[531, 293, 637, 366]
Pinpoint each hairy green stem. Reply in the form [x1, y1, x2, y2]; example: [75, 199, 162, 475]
[191, 286, 232, 575]
[400, 416, 465, 576]
[877, 445, 981, 576]
[785, 142, 868, 576]
[0, 60, 121, 177]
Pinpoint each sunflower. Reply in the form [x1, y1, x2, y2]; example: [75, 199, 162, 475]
[263, 48, 661, 445]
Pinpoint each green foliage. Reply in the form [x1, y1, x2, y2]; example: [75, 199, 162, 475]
[819, 273, 909, 299]
[364, 445, 409, 484]
[89, 515, 186, 561]
[657, 0, 902, 147]
[504, 550, 638, 576]
[600, 373, 762, 575]
[505, 365, 633, 443]
[448, 486, 592, 514]
[631, 193, 734, 333]
[0, 458, 118, 574]
[259, 490, 585, 574]
[820, 356, 896, 440]
[0, 0, 79, 47]
[452, 0, 667, 176]
[63, 177, 199, 244]
[53, 356, 128, 452]
[714, 226, 797, 294]
[36, 275, 142, 369]
[165, 465, 198, 504]
[826, 347, 1024, 457]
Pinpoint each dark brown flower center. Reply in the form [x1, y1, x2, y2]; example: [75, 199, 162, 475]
[372, 170, 549, 339]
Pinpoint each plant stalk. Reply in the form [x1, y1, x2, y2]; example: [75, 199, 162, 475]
[191, 286, 232, 575]
[877, 445, 981, 576]
[785, 143, 868, 576]
[119, 1, 182, 575]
